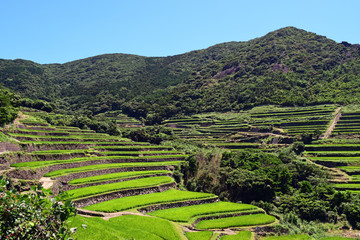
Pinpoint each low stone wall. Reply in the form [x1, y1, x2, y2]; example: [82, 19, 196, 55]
[32, 153, 87, 161]
[138, 196, 219, 213]
[192, 209, 265, 226]
[21, 143, 91, 152]
[0, 152, 32, 165]
[312, 160, 347, 168]
[73, 182, 176, 208]
[56, 166, 173, 183]
[62, 173, 171, 191]
[0, 143, 21, 153]
[15, 130, 70, 136]
[7, 159, 174, 180]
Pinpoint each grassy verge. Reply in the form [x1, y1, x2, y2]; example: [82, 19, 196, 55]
[220, 231, 252, 240]
[186, 231, 213, 240]
[11, 155, 187, 168]
[196, 214, 276, 229]
[65, 176, 173, 200]
[69, 215, 185, 240]
[69, 170, 170, 185]
[148, 201, 259, 222]
[44, 161, 183, 177]
[84, 189, 216, 212]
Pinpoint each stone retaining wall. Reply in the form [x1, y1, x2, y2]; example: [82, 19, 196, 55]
[192, 209, 265, 226]
[56, 166, 173, 183]
[15, 130, 70, 136]
[7, 160, 174, 180]
[138, 197, 219, 213]
[73, 182, 176, 208]
[0, 143, 21, 153]
[62, 173, 171, 191]
[21, 143, 91, 152]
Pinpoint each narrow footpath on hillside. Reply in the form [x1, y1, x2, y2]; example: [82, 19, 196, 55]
[322, 107, 342, 139]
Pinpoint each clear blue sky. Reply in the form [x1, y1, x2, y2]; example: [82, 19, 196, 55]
[1, 0, 359, 64]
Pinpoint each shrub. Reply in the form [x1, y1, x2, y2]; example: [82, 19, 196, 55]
[0, 176, 76, 239]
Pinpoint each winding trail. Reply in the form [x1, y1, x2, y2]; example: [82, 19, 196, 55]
[322, 107, 342, 139]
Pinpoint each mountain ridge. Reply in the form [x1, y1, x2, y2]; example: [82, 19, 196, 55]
[1, 26, 360, 123]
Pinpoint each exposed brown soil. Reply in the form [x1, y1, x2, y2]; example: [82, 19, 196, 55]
[39, 177, 55, 189]
[322, 107, 342, 139]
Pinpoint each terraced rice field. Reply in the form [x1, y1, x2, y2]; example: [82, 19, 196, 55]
[162, 105, 337, 153]
[1, 112, 276, 239]
[305, 139, 360, 193]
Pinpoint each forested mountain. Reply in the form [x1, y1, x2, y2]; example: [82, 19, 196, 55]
[1, 27, 360, 122]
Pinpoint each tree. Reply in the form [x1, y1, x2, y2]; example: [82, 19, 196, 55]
[0, 176, 76, 239]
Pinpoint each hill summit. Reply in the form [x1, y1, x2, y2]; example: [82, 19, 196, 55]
[1, 27, 360, 123]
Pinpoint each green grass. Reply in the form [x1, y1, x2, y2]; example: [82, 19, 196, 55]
[0, 131, 17, 143]
[9, 132, 120, 140]
[69, 170, 170, 185]
[44, 161, 183, 177]
[186, 231, 213, 240]
[308, 157, 360, 163]
[196, 214, 276, 229]
[30, 149, 90, 154]
[337, 166, 360, 174]
[20, 140, 133, 145]
[262, 234, 310, 240]
[93, 145, 171, 150]
[350, 175, 360, 181]
[11, 154, 187, 168]
[333, 183, 360, 189]
[220, 231, 252, 240]
[84, 189, 216, 212]
[319, 237, 356, 240]
[99, 150, 180, 155]
[148, 201, 259, 222]
[69, 215, 185, 240]
[304, 151, 360, 157]
[65, 176, 173, 200]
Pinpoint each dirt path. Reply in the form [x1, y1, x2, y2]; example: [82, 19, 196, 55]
[322, 107, 342, 139]
[77, 208, 149, 220]
[39, 177, 55, 189]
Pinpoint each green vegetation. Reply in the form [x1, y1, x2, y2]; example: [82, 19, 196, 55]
[11, 154, 187, 168]
[220, 231, 252, 240]
[196, 214, 276, 229]
[186, 231, 213, 240]
[69, 215, 185, 240]
[0, 176, 76, 239]
[262, 235, 310, 240]
[44, 161, 183, 177]
[69, 170, 170, 185]
[65, 176, 173, 200]
[149, 201, 259, 222]
[84, 189, 216, 212]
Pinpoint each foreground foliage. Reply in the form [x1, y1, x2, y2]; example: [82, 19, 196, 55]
[0, 176, 76, 239]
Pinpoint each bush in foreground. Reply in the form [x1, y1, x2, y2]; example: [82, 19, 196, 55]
[0, 176, 76, 239]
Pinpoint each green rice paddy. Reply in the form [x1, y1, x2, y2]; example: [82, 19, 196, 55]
[195, 214, 276, 229]
[148, 201, 259, 222]
[65, 176, 174, 200]
[69, 170, 170, 185]
[84, 189, 216, 212]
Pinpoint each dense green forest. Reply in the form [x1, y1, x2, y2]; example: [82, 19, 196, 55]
[1, 27, 360, 123]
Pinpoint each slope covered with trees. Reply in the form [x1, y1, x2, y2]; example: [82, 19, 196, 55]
[1, 27, 360, 123]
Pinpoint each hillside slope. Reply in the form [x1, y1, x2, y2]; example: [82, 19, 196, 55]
[1, 27, 360, 121]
